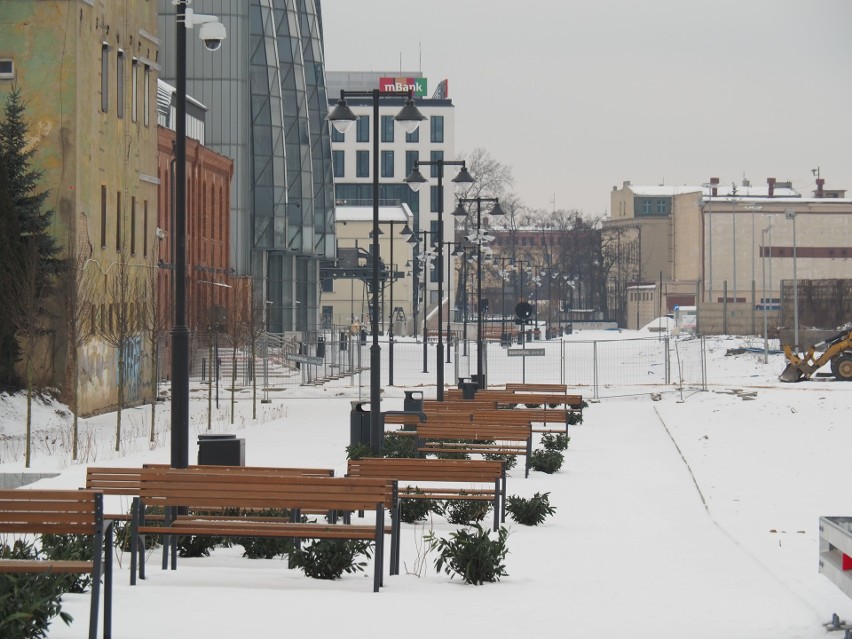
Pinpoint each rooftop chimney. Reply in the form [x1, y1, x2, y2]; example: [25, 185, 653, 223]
[767, 177, 776, 197]
[710, 177, 719, 197]
[816, 178, 825, 198]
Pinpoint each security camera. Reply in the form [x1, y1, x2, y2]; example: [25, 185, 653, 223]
[199, 21, 226, 51]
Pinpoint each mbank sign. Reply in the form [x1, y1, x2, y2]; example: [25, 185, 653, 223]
[379, 77, 428, 98]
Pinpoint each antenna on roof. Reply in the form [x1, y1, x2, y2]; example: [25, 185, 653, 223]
[812, 167, 820, 178]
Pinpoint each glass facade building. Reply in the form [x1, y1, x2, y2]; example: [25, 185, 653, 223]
[158, 0, 335, 332]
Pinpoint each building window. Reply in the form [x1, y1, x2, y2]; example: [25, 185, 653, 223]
[430, 150, 443, 178]
[406, 151, 419, 177]
[116, 50, 125, 119]
[656, 199, 667, 214]
[381, 150, 394, 178]
[405, 127, 419, 143]
[101, 45, 109, 112]
[356, 150, 369, 178]
[0, 59, 14, 80]
[143, 65, 151, 127]
[381, 115, 394, 143]
[430, 185, 440, 213]
[331, 125, 344, 143]
[116, 191, 122, 251]
[356, 115, 369, 143]
[131, 58, 138, 122]
[100, 186, 107, 248]
[430, 115, 444, 143]
[130, 196, 136, 255]
[333, 150, 344, 178]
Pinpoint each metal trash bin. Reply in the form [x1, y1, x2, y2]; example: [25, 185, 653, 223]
[198, 434, 245, 466]
[350, 401, 370, 448]
[457, 377, 470, 390]
[461, 381, 478, 400]
[470, 373, 486, 391]
[402, 391, 424, 431]
[360, 329, 367, 345]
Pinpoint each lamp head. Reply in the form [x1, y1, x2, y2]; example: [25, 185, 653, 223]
[452, 166, 475, 184]
[404, 166, 428, 192]
[395, 97, 426, 135]
[326, 97, 357, 134]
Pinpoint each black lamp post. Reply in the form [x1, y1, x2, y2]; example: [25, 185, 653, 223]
[171, 3, 226, 469]
[408, 230, 434, 374]
[405, 160, 474, 401]
[371, 220, 412, 386]
[453, 197, 503, 388]
[327, 89, 425, 455]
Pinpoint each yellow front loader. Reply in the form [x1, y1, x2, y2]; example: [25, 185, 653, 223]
[780, 325, 852, 382]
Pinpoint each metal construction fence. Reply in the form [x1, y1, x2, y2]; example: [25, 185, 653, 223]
[190, 329, 708, 401]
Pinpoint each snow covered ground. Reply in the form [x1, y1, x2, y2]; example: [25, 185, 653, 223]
[2, 330, 852, 639]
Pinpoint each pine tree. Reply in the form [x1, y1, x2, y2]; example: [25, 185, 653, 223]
[0, 87, 63, 390]
[0, 151, 22, 388]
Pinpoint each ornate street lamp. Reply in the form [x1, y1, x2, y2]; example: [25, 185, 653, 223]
[405, 160, 474, 401]
[453, 197, 502, 388]
[327, 89, 425, 455]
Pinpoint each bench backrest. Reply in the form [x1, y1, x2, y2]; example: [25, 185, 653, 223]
[139, 467, 395, 512]
[416, 423, 530, 442]
[0, 489, 102, 535]
[505, 383, 567, 394]
[86, 464, 336, 497]
[347, 458, 503, 483]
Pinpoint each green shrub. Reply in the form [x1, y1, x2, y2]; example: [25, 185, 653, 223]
[540, 432, 570, 451]
[567, 411, 583, 425]
[383, 431, 417, 458]
[399, 488, 437, 523]
[38, 534, 92, 593]
[438, 495, 491, 525]
[236, 537, 294, 559]
[0, 539, 73, 639]
[345, 442, 373, 460]
[530, 449, 564, 474]
[483, 453, 518, 470]
[289, 539, 372, 580]
[505, 492, 556, 526]
[426, 524, 509, 585]
[430, 440, 471, 460]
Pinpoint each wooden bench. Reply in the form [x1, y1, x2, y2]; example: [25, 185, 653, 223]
[130, 467, 397, 592]
[447, 388, 584, 411]
[414, 422, 533, 478]
[505, 383, 568, 394]
[0, 489, 114, 639]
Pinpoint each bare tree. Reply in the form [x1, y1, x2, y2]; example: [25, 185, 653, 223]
[221, 281, 248, 425]
[244, 278, 267, 420]
[99, 249, 140, 451]
[139, 255, 169, 442]
[62, 229, 98, 460]
[10, 237, 53, 467]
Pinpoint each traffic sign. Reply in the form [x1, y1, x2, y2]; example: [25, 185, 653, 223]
[506, 348, 545, 357]
[285, 353, 325, 366]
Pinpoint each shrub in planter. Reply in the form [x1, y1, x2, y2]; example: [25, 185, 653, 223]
[540, 432, 570, 451]
[438, 495, 491, 525]
[400, 488, 437, 523]
[289, 539, 372, 580]
[529, 449, 564, 474]
[383, 431, 417, 458]
[236, 536, 294, 559]
[0, 539, 73, 639]
[506, 492, 556, 526]
[425, 524, 509, 585]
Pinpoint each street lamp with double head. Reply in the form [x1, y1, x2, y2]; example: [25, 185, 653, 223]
[327, 89, 425, 455]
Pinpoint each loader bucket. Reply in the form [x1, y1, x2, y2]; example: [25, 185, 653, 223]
[779, 364, 804, 383]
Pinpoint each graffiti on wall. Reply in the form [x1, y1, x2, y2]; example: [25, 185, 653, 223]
[122, 335, 143, 402]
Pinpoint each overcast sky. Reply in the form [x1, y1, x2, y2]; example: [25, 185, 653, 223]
[319, 0, 852, 217]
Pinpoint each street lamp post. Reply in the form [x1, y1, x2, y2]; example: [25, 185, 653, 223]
[785, 209, 799, 349]
[371, 221, 412, 386]
[409, 230, 434, 373]
[761, 222, 773, 363]
[453, 197, 503, 388]
[172, 3, 226, 469]
[327, 89, 425, 454]
[405, 160, 474, 401]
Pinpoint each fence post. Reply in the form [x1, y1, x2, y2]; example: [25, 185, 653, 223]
[592, 340, 599, 401]
[664, 336, 670, 384]
[560, 338, 565, 386]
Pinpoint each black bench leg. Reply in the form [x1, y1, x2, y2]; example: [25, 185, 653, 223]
[374, 505, 384, 592]
[130, 498, 139, 586]
[492, 482, 500, 532]
[103, 522, 114, 639]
